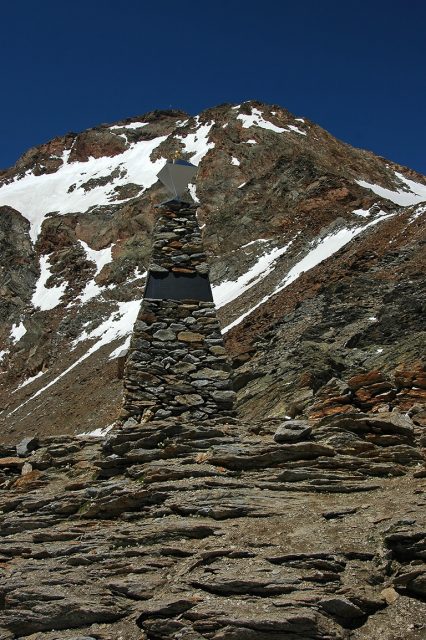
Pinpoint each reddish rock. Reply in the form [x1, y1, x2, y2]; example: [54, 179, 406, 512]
[309, 404, 355, 420]
[0, 457, 25, 469]
[348, 371, 387, 391]
[396, 388, 426, 411]
[69, 129, 127, 162]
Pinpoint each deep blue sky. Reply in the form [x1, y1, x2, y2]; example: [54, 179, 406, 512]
[1, 0, 425, 173]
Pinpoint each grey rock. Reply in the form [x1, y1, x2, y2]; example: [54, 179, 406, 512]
[16, 437, 39, 457]
[153, 329, 176, 341]
[154, 409, 172, 419]
[175, 394, 204, 407]
[322, 507, 358, 519]
[212, 390, 237, 404]
[122, 417, 139, 428]
[320, 596, 365, 619]
[150, 263, 169, 273]
[191, 368, 230, 380]
[274, 421, 312, 443]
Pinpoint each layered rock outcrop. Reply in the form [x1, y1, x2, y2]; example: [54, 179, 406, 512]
[0, 409, 425, 639]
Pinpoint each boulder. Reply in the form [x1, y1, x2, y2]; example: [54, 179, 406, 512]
[274, 420, 312, 443]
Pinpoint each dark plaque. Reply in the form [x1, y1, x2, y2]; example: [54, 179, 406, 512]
[144, 272, 213, 302]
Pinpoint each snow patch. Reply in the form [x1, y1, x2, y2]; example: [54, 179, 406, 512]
[32, 255, 67, 311]
[127, 266, 147, 282]
[353, 208, 371, 218]
[13, 370, 45, 392]
[79, 424, 115, 438]
[9, 299, 142, 416]
[277, 215, 394, 294]
[72, 299, 141, 349]
[78, 280, 104, 304]
[238, 107, 286, 133]
[356, 171, 426, 206]
[212, 242, 292, 309]
[288, 125, 307, 136]
[176, 118, 215, 166]
[237, 107, 306, 136]
[109, 335, 131, 360]
[188, 183, 199, 203]
[241, 239, 269, 248]
[223, 214, 394, 333]
[10, 322, 27, 344]
[409, 203, 426, 223]
[76, 240, 114, 303]
[80, 240, 113, 275]
[231, 157, 240, 166]
[109, 122, 148, 130]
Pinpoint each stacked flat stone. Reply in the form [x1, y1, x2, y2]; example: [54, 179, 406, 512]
[149, 206, 209, 275]
[121, 204, 236, 422]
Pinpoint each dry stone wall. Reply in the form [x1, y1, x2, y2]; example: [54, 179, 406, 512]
[122, 204, 236, 422]
[149, 204, 209, 275]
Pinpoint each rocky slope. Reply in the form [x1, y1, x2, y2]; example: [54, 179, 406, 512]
[0, 100, 425, 638]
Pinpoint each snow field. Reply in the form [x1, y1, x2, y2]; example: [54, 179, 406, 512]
[77, 240, 114, 303]
[0, 135, 169, 242]
[0, 115, 219, 243]
[109, 122, 148, 130]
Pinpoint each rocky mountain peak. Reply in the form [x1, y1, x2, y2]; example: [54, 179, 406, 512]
[0, 100, 424, 441]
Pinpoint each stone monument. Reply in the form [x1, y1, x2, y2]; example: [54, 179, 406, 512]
[121, 159, 236, 422]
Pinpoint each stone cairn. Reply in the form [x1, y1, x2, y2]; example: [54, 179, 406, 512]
[121, 201, 236, 422]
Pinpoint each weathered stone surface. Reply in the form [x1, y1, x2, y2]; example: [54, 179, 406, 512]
[153, 328, 176, 341]
[320, 596, 365, 620]
[0, 411, 425, 638]
[176, 394, 204, 407]
[0, 457, 25, 469]
[191, 368, 230, 380]
[16, 436, 39, 457]
[211, 390, 237, 403]
[274, 420, 312, 443]
[178, 331, 205, 343]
